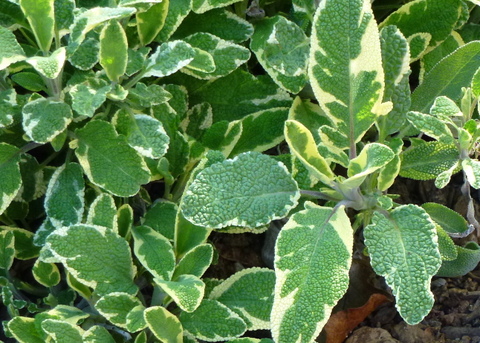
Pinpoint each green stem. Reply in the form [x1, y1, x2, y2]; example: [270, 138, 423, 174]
[123, 70, 146, 90]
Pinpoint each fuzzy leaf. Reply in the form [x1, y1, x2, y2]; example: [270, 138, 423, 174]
[155, 0, 191, 42]
[99, 20, 128, 83]
[22, 98, 72, 144]
[83, 326, 115, 343]
[69, 37, 99, 70]
[95, 292, 144, 329]
[32, 260, 61, 287]
[347, 143, 395, 182]
[137, 1, 169, 45]
[132, 225, 175, 281]
[0, 143, 22, 216]
[73, 120, 150, 197]
[142, 201, 177, 240]
[144, 40, 195, 78]
[272, 203, 353, 343]
[45, 162, 84, 228]
[192, 0, 242, 14]
[144, 306, 183, 343]
[182, 152, 299, 229]
[462, 158, 480, 189]
[0, 230, 14, 270]
[155, 275, 205, 313]
[173, 243, 213, 280]
[406, 111, 454, 143]
[19, 0, 54, 52]
[69, 80, 111, 117]
[1, 226, 39, 260]
[0, 25, 25, 70]
[26, 47, 66, 79]
[41, 319, 84, 343]
[86, 193, 117, 230]
[41, 224, 138, 296]
[7, 317, 44, 343]
[364, 205, 441, 324]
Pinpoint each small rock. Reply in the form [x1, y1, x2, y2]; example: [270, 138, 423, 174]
[391, 322, 436, 343]
[345, 327, 399, 343]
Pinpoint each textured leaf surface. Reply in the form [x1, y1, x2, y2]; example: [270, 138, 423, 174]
[7, 317, 44, 343]
[0, 143, 21, 216]
[100, 20, 128, 82]
[41, 319, 83, 343]
[308, 0, 389, 144]
[364, 205, 441, 324]
[22, 98, 72, 144]
[0, 25, 25, 70]
[144, 306, 183, 343]
[42, 224, 138, 296]
[144, 40, 195, 78]
[19, 0, 54, 52]
[250, 16, 309, 93]
[95, 292, 143, 329]
[182, 152, 299, 228]
[155, 0, 191, 42]
[73, 120, 150, 197]
[86, 193, 117, 230]
[272, 203, 353, 343]
[210, 268, 274, 330]
[69, 80, 111, 117]
[45, 162, 84, 228]
[83, 326, 115, 343]
[142, 201, 177, 240]
[32, 260, 60, 287]
[192, 0, 242, 14]
[26, 47, 66, 79]
[1, 226, 39, 260]
[0, 230, 14, 270]
[137, 1, 169, 45]
[462, 159, 480, 189]
[69, 37, 99, 70]
[132, 225, 175, 281]
[179, 299, 246, 342]
[406, 111, 454, 143]
[173, 243, 213, 280]
[155, 275, 205, 313]
[347, 143, 395, 182]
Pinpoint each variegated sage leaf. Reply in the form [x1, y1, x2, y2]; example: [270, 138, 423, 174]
[0, 143, 22, 216]
[272, 203, 353, 343]
[32, 260, 60, 287]
[83, 326, 115, 343]
[19, 0, 54, 52]
[99, 20, 127, 83]
[420, 33, 462, 81]
[182, 33, 250, 79]
[155, 275, 205, 313]
[179, 299, 246, 341]
[144, 306, 183, 343]
[364, 205, 441, 324]
[182, 152, 299, 229]
[72, 120, 151, 197]
[1, 226, 39, 260]
[309, 0, 390, 145]
[0, 25, 25, 70]
[155, 0, 191, 42]
[69, 37, 99, 70]
[95, 292, 145, 330]
[0, 89, 19, 128]
[86, 193, 117, 231]
[41, 319, 84, 342]
[26, 47, 66, 79]
[173, 243, 213, 280]
[406, 111, 454, 143]
[288, 96, 331, 144]
[144, 40, 195, 78]
[137, 1, 169, 45]
[210, 268, 274, 330]
[462, 158, 480, 189]
[192, 0, 242, 14]
[411, 42, 480, 113]
[69, 79, 111, 117]
[54, 0, 74, 37]
[22, 98, 72, 144]
[250, 16, 309, 93]
[0, 230, 14, 270]
[41, 224, 138, 296]
[132, 225, 175, 281]
[45, 162, 84, 228]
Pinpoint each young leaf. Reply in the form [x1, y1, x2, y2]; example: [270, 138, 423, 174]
[72, 120, 151, 197]
[182, 152, 299, 229]
[86, 193, 117, 231]
[7, 317, 45, 343]
[144, 40, 196, 78]
[32, 259, 61, 287]
[272, 203, 353, 343]
[19, 0, 55, 52]
[0, 143, 22, 216]
[435, 225, 458, 261]
[137, 1, 169, 45]
[132, 225, 175, 281]
[364, 205, 441, 324]
[209, 268, 275, 330]
[22, 98, 72, 144]
[69, 79, 111, 117]
[347, 143, 395, 183]
[69, 37, 99, 70]
[41, 319, 84, 343]
[26, 47, 66, 79]
[462, 158, 480, 189]
[406, 111, 454, 143]
[144, 306, 183, 343]
[1, 226, 39, 260]
[0, 230, 14, 271]
[45, 162, 84, 228]
[95, 292, 144, 330]
[142, 201, 177, 240]
[173, 243, 213, 280]
[41, 224, 138, 296]
[0, 25, 25, 70]
[99, 20, 128, 83]
[54, 0, 75, 38]
[308, 0, 390, 145]
[437, 242, 480, 277]
[174, 210, 212, 258]
[250, 16, 309, 93]
[192, 0, 242, 14]
[155, 275, 205, 313]
[83, 326, 116, 343]
[155, 0, 191, 42]
[179, 299, 247, 341]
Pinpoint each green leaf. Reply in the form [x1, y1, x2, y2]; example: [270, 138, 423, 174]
[1, 226, 39, 259]
[179, 299, 246, 341]
[155, 275, 205, 313]
[132, 225, 175, 281]
[144, 40, 196, 78]
[144, 306, 183, 343]
[41, 319, 84, 343]
[72, 120, 151, 197]
[182, 152, 299, 229]
[11, 72, 45, 92]
[435, 225, 458, 261]
[400, 141, 459, 180]
[364, 205, 441, 324]
[250, 16, 309, 93]
[0, 143, 21, 216]
[127, 82, 172, 109]
[32, 259, 61, 287]
[86, 193, 117, 230]
[210, 268, 274, 330]
[0, 25, 25, 70]
[113, 110, 170, 159]
[288, 96, 331, 144]
[430, 95, 463, 120]
[0, 230, 14, 270]
[347, 143, 395, 183]
[182, 33, 250, 79]
[69, 79, 111, 117]
[22, 98, 72, 144]
[174, 210, 212, 258]
[173, 243, 213, 280]
[69, 37, 99, 70]
[173, 8, 253, 43]
[284, 120, 334, 186]
[19, 0, 55, 52]
[95, 292, 144, 329]
[54, 0, 75, 37]
[378, 138, 403, 191]
[7, 317, 44, 343]
[411, 42, 480, 113]
[100, 20, 128, 83]
[155, 0, 191, 42]
[192, 0, 242, 14]
[420, 32, 462, 80]
[41, 224, 138, 296]
[201, 120, 243, 156]
[142, 201, 177, 240]
[26, 47, 66, 79]
[436, 242, 480, 277]
[83, 326, 116, 343]
[308, 0, 391, 145]
[406, 111, 454, 143]
[272, 203, 353, 343]
[462, 158, 480, 189]
[45, 162, 84, 228]
[137, 1, 169, 45]
[422, 202, 469, 235]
